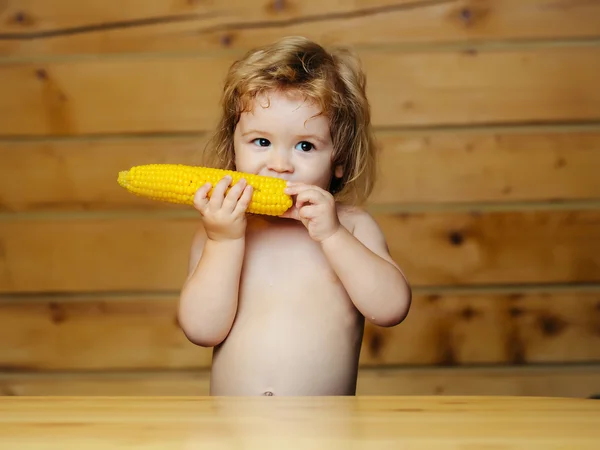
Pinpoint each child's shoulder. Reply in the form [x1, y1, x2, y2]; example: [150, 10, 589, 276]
[337, 203, 399, 268]
[337, 204, 386, 241]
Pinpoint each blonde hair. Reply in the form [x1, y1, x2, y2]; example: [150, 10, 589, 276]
[202, 36, 378, 205]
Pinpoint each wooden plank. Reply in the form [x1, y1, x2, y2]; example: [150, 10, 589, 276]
[1, 366, 599, 397]
[3, 129, 600, 212]
[0, 136, 210, 212]
[372, 129, 600, 205]
[0, 216, 197, 293]
[1, 209, 600, 293]
[2, 46, 600, 136]
[356, 366, 600, 397]
[0, 290, 598, 370]
[377, 209, 600, 287]
[0, 55, 231, 136]
[0, 370, 214, 396]
[2, 1, 600, 56]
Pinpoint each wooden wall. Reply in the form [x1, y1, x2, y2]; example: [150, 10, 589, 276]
[1, 0, 599, 397]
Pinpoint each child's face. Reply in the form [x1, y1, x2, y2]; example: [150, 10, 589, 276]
[233, 89, 342, 190]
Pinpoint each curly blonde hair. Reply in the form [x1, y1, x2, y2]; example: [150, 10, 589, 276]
[202, 36, 378, 206]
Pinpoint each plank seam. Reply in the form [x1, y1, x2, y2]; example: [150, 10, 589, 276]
[1, 199, 600, 222]
[1, 282, 599, 303]
[1, 121, 600, 144]
[2, 35, 600, 65]
[1, 362, 600, 379]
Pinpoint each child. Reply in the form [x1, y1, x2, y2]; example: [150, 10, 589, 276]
[178, 36, 411, 396]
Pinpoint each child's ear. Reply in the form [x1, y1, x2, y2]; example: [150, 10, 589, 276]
[334, 165, 343, 178]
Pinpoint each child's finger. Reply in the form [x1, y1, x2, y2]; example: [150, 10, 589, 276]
[208, 175, 232, 209]
[285, 183, 328, 195]
[284, 183, 310, 195]
[279, 205, 300, 220]
[298, 204, 319, 220]
[193, 182, 212, 213]
[222, 178, 247, 213]
[296, 188, 325, 208]
[233, 184, 254, 216]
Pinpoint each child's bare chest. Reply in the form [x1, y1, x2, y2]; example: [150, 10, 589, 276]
[244, 221, 334, 282]
[237, 219, 352, 312]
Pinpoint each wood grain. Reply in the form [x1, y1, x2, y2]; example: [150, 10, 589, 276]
[1, 365, 599, 397]
[1, 397, 599, 450]
[377, 209, 600, 286]
[355, 365, 600, 397]
[1, 290, 598, 370]
[2, 46, 600, 136]
[2, 129, 600, 212]
[2, 0, 600, 56]
[0, 136, 209, 212]
[372, 129, 600, 205]
[2, 209, 599, 293]
[0, 216, 197, 293]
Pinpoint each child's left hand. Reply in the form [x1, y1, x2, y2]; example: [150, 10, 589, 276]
[282, 182, 341, 243]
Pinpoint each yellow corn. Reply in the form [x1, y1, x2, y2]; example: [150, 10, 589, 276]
[117, 164, 293, 216]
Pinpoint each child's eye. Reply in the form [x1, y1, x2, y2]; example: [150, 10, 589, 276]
[295, 141, 314, 152]
[252, 138, 271, 147]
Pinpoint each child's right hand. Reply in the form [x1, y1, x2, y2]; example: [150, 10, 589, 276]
[193, 175, 253, 242]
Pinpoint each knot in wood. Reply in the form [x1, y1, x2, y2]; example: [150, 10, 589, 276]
[220, 34, 232, 47]
[509, 307, 524, 318]
[448, 231, 464, 246]
[35, 69, 48, 80]
[273, 0, 286, 11]
[14, 11, 26, 23]
[460, 8, 472, 22]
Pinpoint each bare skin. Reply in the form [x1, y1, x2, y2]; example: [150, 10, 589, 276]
[178, 90, 411, 396]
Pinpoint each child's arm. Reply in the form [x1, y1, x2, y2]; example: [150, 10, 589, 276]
[178, 227, 245, 347]
[284, 182, 411, 327]
[178, 176, 253, 347]
[320, 212, 411, 327]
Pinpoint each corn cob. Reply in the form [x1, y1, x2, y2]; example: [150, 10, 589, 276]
[117, 164, 293, 216]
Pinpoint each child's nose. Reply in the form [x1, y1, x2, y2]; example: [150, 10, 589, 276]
[268, 150, 293, 173]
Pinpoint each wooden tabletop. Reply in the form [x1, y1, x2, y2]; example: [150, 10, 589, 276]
[1, 396, 599, 449]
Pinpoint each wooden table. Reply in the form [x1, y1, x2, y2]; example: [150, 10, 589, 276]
[1, 396, 599, 449]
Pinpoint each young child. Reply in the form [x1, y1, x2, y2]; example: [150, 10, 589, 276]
[178, 36, 411, 396]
